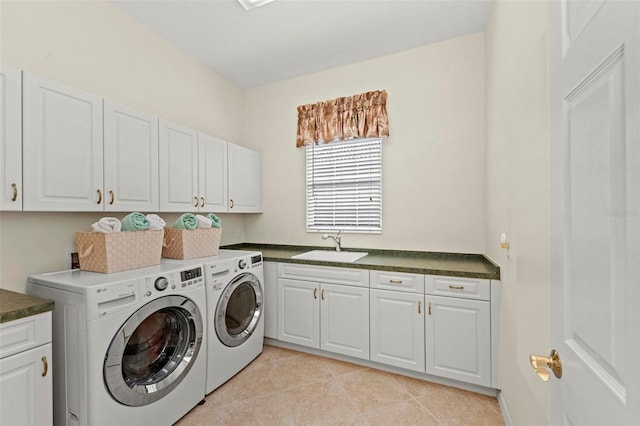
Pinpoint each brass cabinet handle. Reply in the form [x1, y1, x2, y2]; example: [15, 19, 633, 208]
[200, 197, 205, 208]
[42, 356, 48, 377]
[11, 183, 17, 202]
[449, 285, 465, 290]
[530, 349, 562, 381]
[321, 289, 325, 300]
[389, 279, 403, 284]
[418, 301, 421, 314]
[97, 189, 102, 204]
[193, 196, 198, 207]
[428, 302, 431, 315]
[109, 190, 115, 205]
[230, 199, 234, 209]
[313, 288, 318, 299]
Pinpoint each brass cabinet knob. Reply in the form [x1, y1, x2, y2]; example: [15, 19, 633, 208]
[193, 196, 198, 207]
[109, 190, 115, 205]
[97, 189, 102, 204]
[313, 288, 318, 299]
[530, 349, 562, 381]
[230, 199, 234, 209]
[200, 197, 205, 208]
[11, 183, 17, 202]
[42, 356, 48, 377]
[418, 301, 421, 314]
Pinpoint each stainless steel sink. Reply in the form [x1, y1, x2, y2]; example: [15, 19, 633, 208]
[291, 250, 368, 263]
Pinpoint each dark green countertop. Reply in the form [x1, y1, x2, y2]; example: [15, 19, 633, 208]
[0, 289, 55, 324]
[223, 243, 500, 280]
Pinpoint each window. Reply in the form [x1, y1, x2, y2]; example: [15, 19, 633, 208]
[306, 138, 382, 233]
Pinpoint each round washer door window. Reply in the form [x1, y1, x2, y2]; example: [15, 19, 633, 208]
[215, 272, 263, 347]
[104, 295, 203, 406]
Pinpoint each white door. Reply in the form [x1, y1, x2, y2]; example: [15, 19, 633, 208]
[23, 72, 103, 211]
[103, 100, 159, 212]
[0, 64, 22, 211]
[228, 143, 262, 213]
[159, 119, 198, 212]
[320, 283, 369, 360]
[277, 278, 319, 348]
[370, 289, 425, 373]
[549, 1, 640, 424]
[198, 133, 227, 212]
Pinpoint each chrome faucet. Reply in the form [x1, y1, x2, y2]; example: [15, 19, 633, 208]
[322, 230, 342, 251]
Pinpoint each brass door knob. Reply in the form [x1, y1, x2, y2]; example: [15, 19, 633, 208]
[530, 349, 562, 381]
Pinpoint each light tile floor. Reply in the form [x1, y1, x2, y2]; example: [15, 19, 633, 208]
[176, 345, 505, 426]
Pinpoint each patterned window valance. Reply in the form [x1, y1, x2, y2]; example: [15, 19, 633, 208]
[296, 89, 389, 147]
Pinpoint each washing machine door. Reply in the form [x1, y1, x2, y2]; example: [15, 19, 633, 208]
[215, 272, 263, 347]
[103, 295, 203, 406]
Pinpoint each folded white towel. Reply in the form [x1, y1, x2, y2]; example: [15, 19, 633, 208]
[146, 214, 166, 230]
[195, 214, 212, 228]
[91, 217, 122, 233]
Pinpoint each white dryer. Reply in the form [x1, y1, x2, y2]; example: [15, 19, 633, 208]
[27, 264, 207, 426]
[163, 249, 264, 393]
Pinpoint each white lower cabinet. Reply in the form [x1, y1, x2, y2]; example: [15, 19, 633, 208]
[276, 263, 369, 360]
[273, 262, 498, 389]
[320, 283, 369, 360]
[425, 294, 491, 387]
[263, 261, 278, 339]
[278, 278, 320, 348]
[0, 312, 53, 426]
[370, 270, 425, 373]
[370, 289, 425, 373]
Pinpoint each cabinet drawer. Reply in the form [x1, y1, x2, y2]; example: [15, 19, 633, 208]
[277, 263, 369, 287]
[0, 312, 52, 359]
[425, 276, 490, 301]
[370, 270, 424, 293]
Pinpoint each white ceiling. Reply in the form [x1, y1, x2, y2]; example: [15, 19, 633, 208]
[113, 0, 493, 88]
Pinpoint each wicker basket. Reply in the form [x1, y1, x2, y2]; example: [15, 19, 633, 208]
[162, 227, 221, 260]
[75, 230, 164, 273]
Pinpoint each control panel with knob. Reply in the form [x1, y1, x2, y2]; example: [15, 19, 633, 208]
[238, 259, 247, 269]
[154, 277, 169, 291]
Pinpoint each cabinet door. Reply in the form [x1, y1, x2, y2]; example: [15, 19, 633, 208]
[159, 119, 198, 212]
[277, 278, 319, 348]
[0, 64, 22, 211]
[23, 72, 103, 211]
[425, 295, 491, 386]
[370, 289, 425, 372]
[228, 143, 262, 212]
[198, 133, 227, 212]
[103, 100, 158, 212]
[320, 283, 369, 360]
[0, 343, 52, 426]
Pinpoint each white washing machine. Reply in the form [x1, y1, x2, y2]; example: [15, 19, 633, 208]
[163, 249, 264, 393]
[27, 264, 207, 426]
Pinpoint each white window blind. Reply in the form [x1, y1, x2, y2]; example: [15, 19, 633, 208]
[306, 138, 382, 233]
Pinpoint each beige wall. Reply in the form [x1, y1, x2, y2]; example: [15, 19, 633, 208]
[485, 1, 550, 424]
[242, 33, 486, 252]
[0, 1, 246, 293]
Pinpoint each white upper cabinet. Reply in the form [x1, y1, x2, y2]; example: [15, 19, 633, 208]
[158, 118, 199, 212]
[103, 100, 159, 212]
[23, 72, 104, 211]
[198, 133, 227, 212]
[228, 142, 262, 213]
[0, 64, 22, 211]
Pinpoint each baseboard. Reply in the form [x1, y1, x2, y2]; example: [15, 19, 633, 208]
[497, 391, 514, 426]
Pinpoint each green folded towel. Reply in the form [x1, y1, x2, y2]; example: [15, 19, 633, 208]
[174, 213, 198, 230]
[208, 213, 221, 228]
[121, 212, 150, 232]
